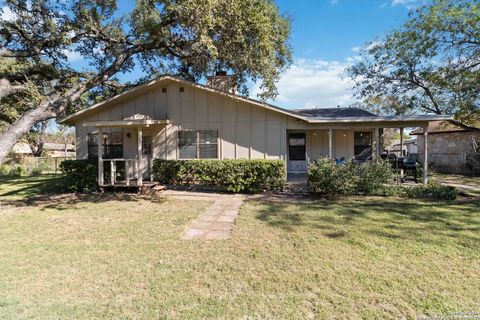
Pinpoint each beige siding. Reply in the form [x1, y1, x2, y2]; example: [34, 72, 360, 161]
[74, 82, 288, 161]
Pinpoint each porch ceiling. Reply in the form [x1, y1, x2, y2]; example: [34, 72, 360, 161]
[83, 119, 169, 128]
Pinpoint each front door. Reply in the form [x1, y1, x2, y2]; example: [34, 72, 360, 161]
[141, 134, 153, 180]
[287, 132, 307, 173]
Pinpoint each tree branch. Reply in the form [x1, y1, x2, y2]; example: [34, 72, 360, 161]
[0, 79, 27, 99]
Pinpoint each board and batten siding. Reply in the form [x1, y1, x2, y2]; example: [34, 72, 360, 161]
[74, 81, 288, 161]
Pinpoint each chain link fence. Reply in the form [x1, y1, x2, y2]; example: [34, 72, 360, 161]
[1, 156, 76, 176]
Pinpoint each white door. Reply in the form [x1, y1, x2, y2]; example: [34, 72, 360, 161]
[287, 132, 307, 173]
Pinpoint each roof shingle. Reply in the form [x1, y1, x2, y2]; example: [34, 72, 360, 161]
[293, 107, 378, 118]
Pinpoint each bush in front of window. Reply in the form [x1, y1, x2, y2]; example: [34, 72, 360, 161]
[152, 159, 286, 193]
[60, 160, 98, 192]
[308, 158, 395, 198]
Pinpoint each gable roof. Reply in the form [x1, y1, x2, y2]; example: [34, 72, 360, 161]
[59, 75, 308, 124]
[60, 75, 454, 125]
[293, 107, 377, 119]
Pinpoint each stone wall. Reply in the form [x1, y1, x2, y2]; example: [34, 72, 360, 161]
[417, 131, 480, 174]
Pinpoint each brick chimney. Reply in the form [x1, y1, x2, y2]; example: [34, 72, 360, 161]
[206, 71, 237, 94]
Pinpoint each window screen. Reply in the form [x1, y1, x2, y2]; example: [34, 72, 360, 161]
[199, 130, 218, 159]
[178, 130, 218, 159]
[354, 132, 372, 161]
[288, 133, 306, 161]
[88, 132, 123, 159]
[142, 136, 152, 155]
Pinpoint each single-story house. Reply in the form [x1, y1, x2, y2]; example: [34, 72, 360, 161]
[60, 74, 452, 188]
[411, 121, 480, 174]
[11, 141, 75, 158]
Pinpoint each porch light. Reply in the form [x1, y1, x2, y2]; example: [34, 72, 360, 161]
[126, 132, 131, 139]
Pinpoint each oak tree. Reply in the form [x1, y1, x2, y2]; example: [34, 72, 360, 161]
[0, 0, 291, 162]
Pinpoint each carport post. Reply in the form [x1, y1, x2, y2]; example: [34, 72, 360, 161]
[328, 129, 333, 158]
[374, 127, 380, 159]
[423, 126, 429, 185]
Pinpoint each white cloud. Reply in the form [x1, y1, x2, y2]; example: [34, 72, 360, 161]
[252, 55, 360, 109]
[62, 48, 82, 62]
[391, 0, 423, 9]
[0, 6, 15, 21]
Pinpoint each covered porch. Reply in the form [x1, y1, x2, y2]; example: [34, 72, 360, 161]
[286, 121, 432, 184]
[83, 119, 169, 189]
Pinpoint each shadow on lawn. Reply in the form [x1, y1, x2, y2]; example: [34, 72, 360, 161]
[253, 197, 480, 249]
[0, 175, 159, 210]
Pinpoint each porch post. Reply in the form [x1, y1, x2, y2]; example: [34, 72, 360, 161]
[399, 127, 404, 156]
[328, 129, 333, 159]
[374, 128, 380, 159]
[137, 126, 143, 186]
[423, 126, 429, 185]
[97, 128, 104, 186]
[399, 127, 404, 179]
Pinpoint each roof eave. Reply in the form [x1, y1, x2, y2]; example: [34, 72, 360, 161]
[306, 114, 454, 123]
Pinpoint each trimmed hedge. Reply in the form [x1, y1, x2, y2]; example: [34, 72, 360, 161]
[60, 159, 98, 192]
[153, 159, 286, 193]
[308, 158, 395, 198]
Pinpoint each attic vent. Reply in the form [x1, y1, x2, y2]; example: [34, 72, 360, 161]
[179, 87, 184, 93]
[162, 87, 167, 93]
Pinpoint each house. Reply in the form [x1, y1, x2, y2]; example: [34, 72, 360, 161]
[43, 142, 76, 158]
[390, 138, 417, 157]
[11, 141, 75, 158]
[60, 74, 451, 188]
[411, 121, 480, 174]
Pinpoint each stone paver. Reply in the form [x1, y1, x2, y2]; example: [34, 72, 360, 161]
[181, 197, 244, 240]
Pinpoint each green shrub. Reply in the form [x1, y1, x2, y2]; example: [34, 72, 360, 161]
[30, 167, 43, 176]
[403, 180, 458, 200]
[60, 160, 98, 192]
[308, 158, 395, 198]
[356, 160, 395, 195]
[307, 159, 357, 197]
[152, 159, 286, 193]
[9, 164, 25, 177]
[0, 164, 10, 176]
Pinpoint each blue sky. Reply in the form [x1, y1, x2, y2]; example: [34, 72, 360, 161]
[250, 0, 422, 109]
[1, 0, 422, 111]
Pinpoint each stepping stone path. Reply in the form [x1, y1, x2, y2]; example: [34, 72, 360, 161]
[182, 198, 244, 240]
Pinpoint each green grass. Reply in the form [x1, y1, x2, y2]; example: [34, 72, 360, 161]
[0, 176, 479, 319]
[0, 175, 67, 200]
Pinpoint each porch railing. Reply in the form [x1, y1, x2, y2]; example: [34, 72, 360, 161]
[101, 158, 135, 186]
[101, 157, 154, 186]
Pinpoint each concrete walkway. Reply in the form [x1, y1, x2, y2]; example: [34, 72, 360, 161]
[181, 197, 244, 240]
[161, 190, 245, 239]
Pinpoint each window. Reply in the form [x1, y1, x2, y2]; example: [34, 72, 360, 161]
[354, 132, 372, 161]
[142, 136, 152, 156]
[178, 130, 218, 159]
[288, 133, 306, 161]
[88, 132, 123, 159]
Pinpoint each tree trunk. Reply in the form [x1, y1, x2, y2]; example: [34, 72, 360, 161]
[0, 106, 55, 163]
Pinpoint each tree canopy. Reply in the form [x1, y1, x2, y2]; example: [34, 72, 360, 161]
[0, 0, 292, 162]
[346, 0, 480, 130]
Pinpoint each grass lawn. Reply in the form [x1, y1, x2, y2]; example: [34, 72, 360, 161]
[0, 176, 479, 319]
[432, 172, 480, 188]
